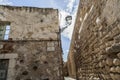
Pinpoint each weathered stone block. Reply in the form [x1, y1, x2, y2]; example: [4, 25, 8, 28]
[113, 58, 120, 66]
[4, 54, 18, 59]
[7, 68, 15, 77]
[106, 58, 113, 66]
[114, 34, 120, 43]
[115, 66, 120, 73]
[8, 59, 16, 68]
[99, 62, 103, 68]
[0, 44, 3, 49]
[47, 42, 54, 47]
[106, 43, 120, 54]
[47, 47, 55, 51]
[117, 53, 120, 59]
[110, 67, 116, 73]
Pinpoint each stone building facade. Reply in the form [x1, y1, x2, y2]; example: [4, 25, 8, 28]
[68, 0, 120, 80]
[0, 5, 63, 80]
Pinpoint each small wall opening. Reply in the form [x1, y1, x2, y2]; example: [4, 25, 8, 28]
[0, 22, 10, 40]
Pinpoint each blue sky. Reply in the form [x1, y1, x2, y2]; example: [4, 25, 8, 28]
[61, 36, 71, 61]
[0, 0, 79, 61]
[9, 0, 55, 8]
[5, 0, 68, 9]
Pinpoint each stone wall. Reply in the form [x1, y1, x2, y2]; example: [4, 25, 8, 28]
[0, 41, 63, 80]
[68, 0, 120, 80]
[0, 5, 63, 80]
[0, 5, 59, 40]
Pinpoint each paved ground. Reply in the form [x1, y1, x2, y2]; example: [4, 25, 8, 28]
[64, 77, 76, 80]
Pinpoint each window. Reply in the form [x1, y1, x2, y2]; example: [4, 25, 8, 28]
[0, 59, 9, 80]
[4, 25, 10, 40]
[0, 54, 18, 80]
[0, 24, 10, 40]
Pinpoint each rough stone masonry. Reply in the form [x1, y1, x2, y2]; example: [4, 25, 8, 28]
[0, 5, 63, 80]
[67, 0, 120, 80]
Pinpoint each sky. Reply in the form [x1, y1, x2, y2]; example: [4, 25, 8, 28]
[0, 0, 69, 9]
[0, 0, 79, 62]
